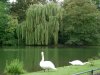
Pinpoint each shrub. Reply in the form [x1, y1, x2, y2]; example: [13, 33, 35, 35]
[88, 59, 95, 66]
[4, 59, 26, 75]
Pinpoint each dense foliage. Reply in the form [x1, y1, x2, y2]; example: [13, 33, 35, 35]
[1, 0, 100, 46]
[0, 1, 18, 46]
[60, 0, 100, 45]
[17, 3, 63, 45]
[92, 0, 100, 8]
[9, 0, 58, 23]
[0, 2, 8, 45]
[0, 0, 7, 3]
[9, 0, 47, 23]
[4, 15, 18, 45]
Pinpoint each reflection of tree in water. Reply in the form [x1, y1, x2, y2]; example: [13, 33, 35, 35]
[48, 47, 59, 67]
[23, 47, 42, 72]
[21, 47, 99, 72]
[58, 47, 99, 66]
[98, 50, 100, 58]
[0, 46, 99, 74]
[0, 48, 6, 75]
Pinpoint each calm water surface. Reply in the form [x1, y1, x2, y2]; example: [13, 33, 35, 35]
[0, 46, 100, 74]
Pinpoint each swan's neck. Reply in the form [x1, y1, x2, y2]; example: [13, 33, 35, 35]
[41, 53, 44, 61]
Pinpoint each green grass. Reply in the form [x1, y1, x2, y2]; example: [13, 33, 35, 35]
[22, 59, 100, 75]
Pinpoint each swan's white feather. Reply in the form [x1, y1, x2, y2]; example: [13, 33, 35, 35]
[40, 61, 56, 70]
[39, 52, 56, 70]
[69, 60, 89, 65]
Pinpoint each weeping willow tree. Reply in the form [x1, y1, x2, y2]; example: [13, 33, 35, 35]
[17, 2, 63, 45]
[16, 21, 26, 45]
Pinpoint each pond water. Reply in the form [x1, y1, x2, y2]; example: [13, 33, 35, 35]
[0, 46, 100, 74]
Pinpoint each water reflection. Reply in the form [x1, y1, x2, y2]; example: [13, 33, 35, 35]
[0, 46, 100, 74]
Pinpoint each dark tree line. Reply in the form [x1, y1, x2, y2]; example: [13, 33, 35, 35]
[0, 0, 100, 46]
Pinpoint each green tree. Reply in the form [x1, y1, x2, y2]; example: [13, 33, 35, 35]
[61, 0, 100, 46]
[0, 1, 8, 45]
[9, 0, 47, 23]
[17, 3, 63, 45]
[0, 1, 18, 46]
[0, 0, 7, 3]
[3, 15, 18, 45]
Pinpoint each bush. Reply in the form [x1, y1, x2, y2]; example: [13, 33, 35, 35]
[4, 59, 26, 75]
[88, 59, 95, 66]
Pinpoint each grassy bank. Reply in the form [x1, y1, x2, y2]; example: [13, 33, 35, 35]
[22, 59, 100, 75]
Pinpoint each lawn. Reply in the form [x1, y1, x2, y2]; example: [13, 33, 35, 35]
[22, 59, 100, 75]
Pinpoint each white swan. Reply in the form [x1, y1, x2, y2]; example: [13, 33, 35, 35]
[39, 51, 57, 71]
[69, 60, 89, 65]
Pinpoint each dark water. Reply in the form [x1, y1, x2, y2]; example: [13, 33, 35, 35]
[0, 46, 100, 74]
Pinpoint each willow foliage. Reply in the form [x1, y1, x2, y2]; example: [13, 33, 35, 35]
[17, 3, 63, 45]
[16, 21, 26, 45]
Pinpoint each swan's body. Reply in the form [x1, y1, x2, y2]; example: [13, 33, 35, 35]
[69, 60, 89, 65]
[39, 52, 56, 71]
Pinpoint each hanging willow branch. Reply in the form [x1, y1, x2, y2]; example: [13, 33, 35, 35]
[17, 2, 63, 45]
